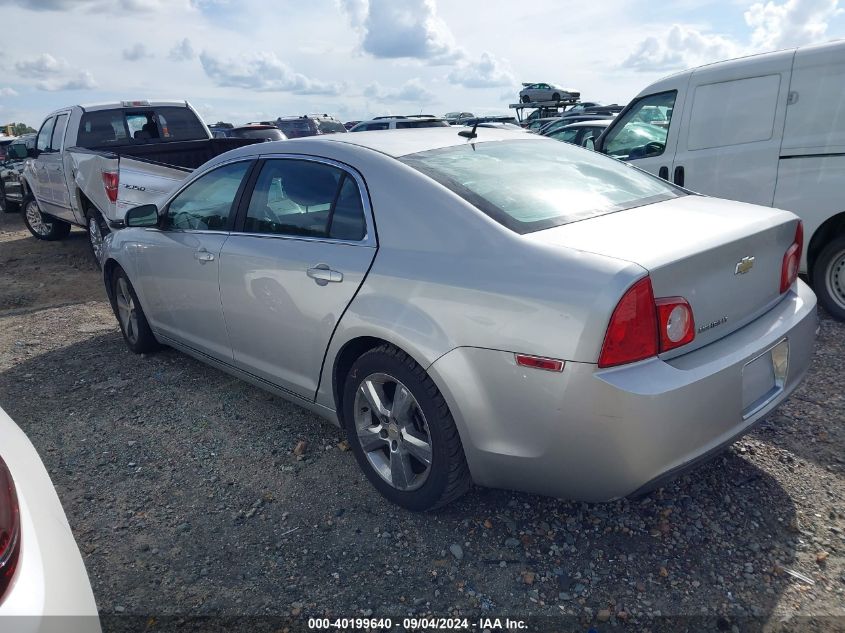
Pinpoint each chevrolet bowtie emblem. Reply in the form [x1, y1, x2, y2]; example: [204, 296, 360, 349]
[735, 256, 755, 275]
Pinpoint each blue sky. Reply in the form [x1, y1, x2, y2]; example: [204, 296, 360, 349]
[0, 0, 843, 129]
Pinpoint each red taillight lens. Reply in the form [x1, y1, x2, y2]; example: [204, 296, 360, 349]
[598, 277, 658, 368]
[780, 221, 803, 293]
[0, 456, 21, 603]
[102, 171, 119, 203]
[656, 297, 695, 352]
[515, 354, 565, 372]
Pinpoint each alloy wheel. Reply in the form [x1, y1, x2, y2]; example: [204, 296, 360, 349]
[25, 201, 52, 236]
[115, 277, 139, 345]
[353, 372, 433, 491]
[825, 249, 845, 311]
[88, 215, 104, 262]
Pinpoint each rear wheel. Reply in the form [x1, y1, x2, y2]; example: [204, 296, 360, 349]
[111, 268, 159, 354]
[552, 92, 561, 101]
[86, 208, 110, 268]
[22, 198, 71, 240]
[521, 95, 530, 103]
[343, 344, 470, 511]
[812, 235, 845, 321]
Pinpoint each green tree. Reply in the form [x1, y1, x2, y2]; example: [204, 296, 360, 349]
[11, 123, 36, 135]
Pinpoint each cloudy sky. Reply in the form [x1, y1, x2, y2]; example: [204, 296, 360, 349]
[0, 0, 843, 128]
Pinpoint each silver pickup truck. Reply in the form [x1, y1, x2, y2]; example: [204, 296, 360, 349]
[21, 100, 259, 264]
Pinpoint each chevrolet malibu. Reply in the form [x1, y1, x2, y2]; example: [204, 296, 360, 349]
[101, 127, 817, 511]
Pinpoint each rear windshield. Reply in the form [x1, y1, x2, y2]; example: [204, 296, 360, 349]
[316, 120, 347, 134]
[395, 119, 449, 129]
[400, 139, 683, 234]
[276, 119, 316, 138]
[77, 106, 207, 148]
[231, 128, 286, 140]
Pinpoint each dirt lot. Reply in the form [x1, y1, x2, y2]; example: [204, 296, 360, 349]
[1, 210, 844, 632]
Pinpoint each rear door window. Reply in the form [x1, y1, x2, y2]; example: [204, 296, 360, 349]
[50, 113, 69, 151]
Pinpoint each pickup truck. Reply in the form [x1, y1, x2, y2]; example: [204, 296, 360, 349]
[21, 100, 259, 264]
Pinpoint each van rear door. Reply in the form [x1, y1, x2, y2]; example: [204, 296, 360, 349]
[668, 51, 794, 205]
[596, 74, 692, 182]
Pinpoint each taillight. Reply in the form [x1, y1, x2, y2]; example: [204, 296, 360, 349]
[515, 354, 564, 372]
[780, 220, 803, 293]
[598, 277, 658, 368]
[102, 171, 119, 203]
[0, 456, 21, 603]
[599, 277, 696, 368]
[656, 297, 695, 352]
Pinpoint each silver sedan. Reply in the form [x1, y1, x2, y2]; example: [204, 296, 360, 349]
[102, 127, 817, 510]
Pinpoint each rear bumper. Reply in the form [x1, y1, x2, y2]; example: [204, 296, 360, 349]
[0, 407, 100, 631]
[428, 280, 818, 501]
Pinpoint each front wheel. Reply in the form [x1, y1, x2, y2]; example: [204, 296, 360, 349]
[86, 208, 110, 269]
[812, 235, 845, 321]
[343, 344, 471, 511]
[552, 92, 561, 101]
[521, 95, 531, 103]
[22, 198, 71, 240]
[111, 268, 160, 353]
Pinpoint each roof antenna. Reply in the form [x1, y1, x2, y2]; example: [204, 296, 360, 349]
[458, 121, 479, 140]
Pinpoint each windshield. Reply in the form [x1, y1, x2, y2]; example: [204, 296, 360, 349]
[77, 106, 208, 148]
[232, 128, 286, 140]
[400, 139, 683, 234]
[316, 120, 347, 134]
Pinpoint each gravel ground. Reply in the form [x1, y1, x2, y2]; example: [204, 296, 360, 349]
[1, 210, 844, 632]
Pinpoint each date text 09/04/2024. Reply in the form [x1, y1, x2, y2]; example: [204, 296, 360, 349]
[307, 617, 529, 630]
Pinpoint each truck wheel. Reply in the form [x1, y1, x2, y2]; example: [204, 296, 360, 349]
[811, 235, 845, 321]
[342, 344, 471, 511]
[86, 208, 110, 269]
[22, 198, 71, 241]
[110, 267, 159, 354]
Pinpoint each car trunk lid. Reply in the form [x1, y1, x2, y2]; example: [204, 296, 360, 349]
[526, 195, 800, 354]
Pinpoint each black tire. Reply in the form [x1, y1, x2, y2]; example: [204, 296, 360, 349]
[342, 344, 471, 511]
[0, 185, 19, 213]
[811, 234, 845, 321]
[22, 197, 71, 240]
[521, 95, 530, 103]
[86, 207, 110, 269]
[110, 267, 160, 354]
[552, 92, 561, 101]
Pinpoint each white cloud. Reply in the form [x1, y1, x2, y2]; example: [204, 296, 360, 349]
[15, 53, 70, 78]
[36, 70, 97, 91]
[448, 52, 515, 88]
[123, 43, 153, 61]
[168, 38, 196, 62]
[0, 87, 19, 97]
[364, 78, 435, 102]
[340, 0, 464, 64]
[621, 24, 740, 72]
[745, 0, 844, 49]
[200, 51, 343, 95]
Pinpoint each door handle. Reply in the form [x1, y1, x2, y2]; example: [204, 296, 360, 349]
[658, 166, 669, 180]
[194, 248, 215, 263]
[307, 264, 343, 285]
[673, 165, 685, 187]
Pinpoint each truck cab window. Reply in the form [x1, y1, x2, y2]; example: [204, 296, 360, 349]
[602, 91, 677, 160]
[36, 117, 56, 153]
[50, 114, 69, 152]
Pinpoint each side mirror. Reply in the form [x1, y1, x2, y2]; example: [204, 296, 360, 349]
[125, 204, 159, 228]
[27, 147, 40, 159]
[9, 145, 28, 160]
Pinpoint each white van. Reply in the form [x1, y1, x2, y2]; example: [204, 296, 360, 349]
[596, 40, 845, 320]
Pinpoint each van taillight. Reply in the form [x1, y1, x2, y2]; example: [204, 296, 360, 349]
[780, 221, 803, 293]
[598, 277, 696, 368]
[102, 171, 119, 203]
[0, 456, 21, 604]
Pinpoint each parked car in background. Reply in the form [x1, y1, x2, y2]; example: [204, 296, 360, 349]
[519, 83, 579, 103]
[596, 39, 845, 320]
[344, 121, 361, 131]
[545, 119, 612, 147]
[539, 113, 617, 136]
[274, 115, 347, 139]
[0, 406, 100, 630]
[444, 112, 475, 125]
[226, 125, 287, 141]
[0, 140, 29, 212]
[462, 115, 519, 127]
[525, 117, 561, 132]
[103, 127, 815, 511]
[20, 100, 259, 264]
[0, 137, 15, 162]
[350, 117, 450, 131]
